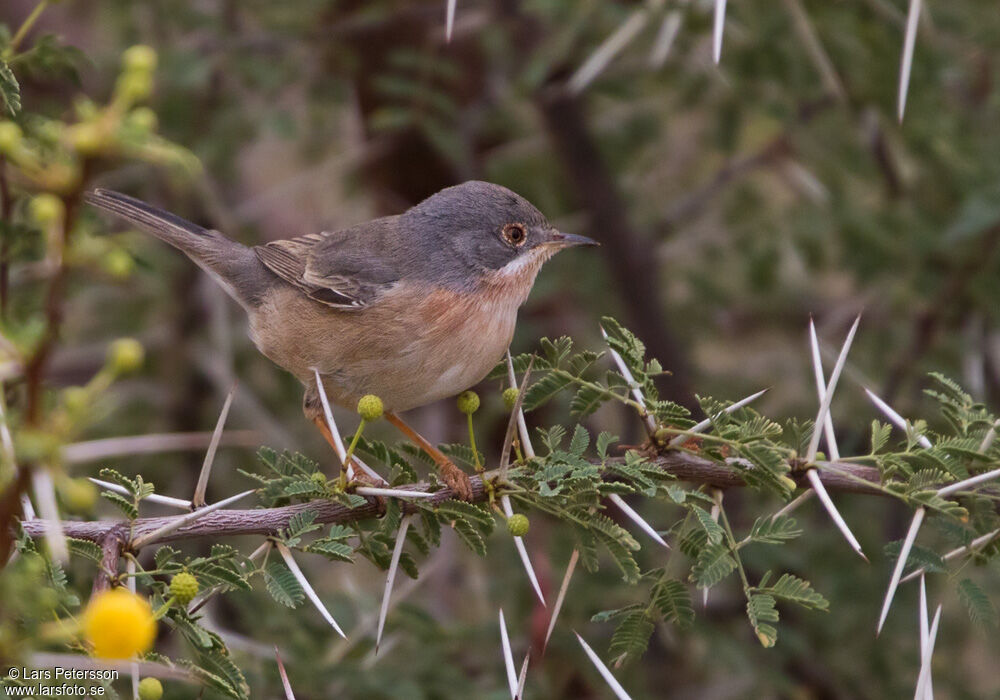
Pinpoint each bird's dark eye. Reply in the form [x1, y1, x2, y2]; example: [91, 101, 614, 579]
[502, 223, 527, 247]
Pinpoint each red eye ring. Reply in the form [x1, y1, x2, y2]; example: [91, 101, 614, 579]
[502, 223, 527, 247]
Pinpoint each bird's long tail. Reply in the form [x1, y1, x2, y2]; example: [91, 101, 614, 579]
[85, 188, 268, 308]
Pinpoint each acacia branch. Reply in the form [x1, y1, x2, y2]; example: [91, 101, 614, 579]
[20, 453, 883, 546]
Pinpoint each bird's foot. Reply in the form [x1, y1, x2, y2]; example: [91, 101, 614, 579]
[437, 459, 474, 501]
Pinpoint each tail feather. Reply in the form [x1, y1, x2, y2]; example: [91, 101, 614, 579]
[85, 188, 269, 308]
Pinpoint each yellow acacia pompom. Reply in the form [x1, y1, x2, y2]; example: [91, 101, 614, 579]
[457, 390, 480, 415]
[83, 588, 156, 659]
[0, 122, 23, 153]
[506, 513, 530, 537]
[29, 194, 64, 227]
[502, 387, 519, 411]
[123, 45, 158, 74]
[357, 394, 383, 422]
[169, 572, 199, 605]
[137, 678, 163, 700]
[108, 338, 144, 374]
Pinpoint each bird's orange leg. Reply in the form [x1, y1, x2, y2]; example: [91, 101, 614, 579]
[384, 411, 474, 500]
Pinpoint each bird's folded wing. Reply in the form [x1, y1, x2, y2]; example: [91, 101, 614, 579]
[254, 217, 403, 309]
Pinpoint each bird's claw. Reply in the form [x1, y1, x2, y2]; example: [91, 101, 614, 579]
[438, 460, 474, 501]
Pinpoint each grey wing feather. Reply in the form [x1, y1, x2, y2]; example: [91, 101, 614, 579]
[254, 218, 403, 309]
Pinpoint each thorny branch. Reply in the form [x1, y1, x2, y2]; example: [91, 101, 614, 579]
[20, 452, 883, 546]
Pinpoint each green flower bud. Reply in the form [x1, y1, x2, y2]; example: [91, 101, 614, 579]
[169, 572, 199, 605]
[310, 471, 328, 486]
[357, 394, 383, 422]
[0, 122, 23, 153]
[137, 678, 163, 700]
[67, 123, 105, 155]
[457, 390, 480, 415]
[506, 513, 530, 537]
[29, 194, 65, 226]
[103, 248, 135, 279]
[127, 107, 158, 132]
[62, 386, 89, 414]
[116, 71, 154, 103]
[502, 387, 519, 411]
[123, 45, 158, 74]
[15, 429, 60, 463]
[59, 477, 98, 513]
[108, 338, 144, 374]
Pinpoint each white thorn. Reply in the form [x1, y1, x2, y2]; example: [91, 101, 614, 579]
[801, 469, 866, 570]
[502, 495, 546, 605]
[313, 369, 384, 484]
[505, 353, 536, 459]
[937, 466, 1000, 497]
[126, 558, 139, 700]
[354, 486, 436, 499]
[803, 322, 865, 560]
[864, 388, 933, 449]
[913, 603, 941, 700]
[445, 0, 457, 43]
[31, 469, 67, 562]
[275, 648, 297, 700]
[276, 541, 347, 639]
[601, 326, 657, 435]
[499, 609, 519, 700]
[774, 489, 814, 518]
[901, 528, 1000, 584]
[575, 632, 634, 700]
[131, 490, 254, 548]
[89, 478, 192, 510]
[878, 507, 925, 635]
[516, 651, 530, 700]
[544, 549, 579, 651]
[705, 491, 722, 607]
[918, 574, 929, 661]
[609, 494, 669, 549]
[376, 515, 412, 653]
[713, 0, 727, 64]
[898, 0, 922, 122]
[808, 318, 840, 460]
[649, 11, 683, 68]
[193, 384, 237, 508]
[568, 11, 649, 94]
[670, 388, 768, 447]
[805, 315, 861, 462]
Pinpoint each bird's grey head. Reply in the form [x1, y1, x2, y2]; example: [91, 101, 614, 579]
[403, 181, 596, 290]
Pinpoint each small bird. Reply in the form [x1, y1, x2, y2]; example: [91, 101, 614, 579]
[85, 181, 596, 499]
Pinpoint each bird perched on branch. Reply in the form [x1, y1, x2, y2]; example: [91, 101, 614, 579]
[86, 181, 596, 499]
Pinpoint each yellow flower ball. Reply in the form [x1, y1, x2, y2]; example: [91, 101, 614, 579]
[83, 588, 156, 659]
[123, 45, 158, 74]
[108, 338, 144, 374]
[137, 678, 163, 700]
[29, 194, 65, 226]
[0, 122, 23, 153]
[356, 394, 383, 422]
[502, 387, 519, 411]
[127, 107, 158, 133]
[457, 390, 480, 415]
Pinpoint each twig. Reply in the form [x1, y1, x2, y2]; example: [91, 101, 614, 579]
[22, 454, 888, 545]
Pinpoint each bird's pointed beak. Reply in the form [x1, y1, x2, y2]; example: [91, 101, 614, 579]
[549, 231, 599, 248]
